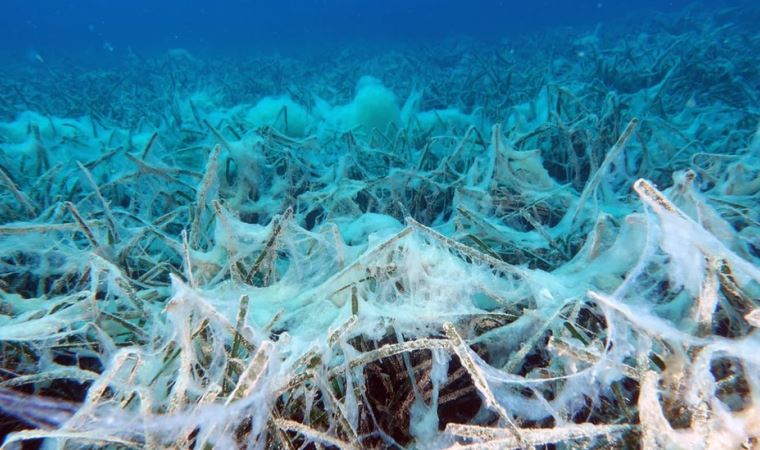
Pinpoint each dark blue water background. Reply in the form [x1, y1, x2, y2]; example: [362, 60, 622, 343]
[0, 0, 744, 61]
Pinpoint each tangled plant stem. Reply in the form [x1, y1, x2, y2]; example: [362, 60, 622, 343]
[0, 4, 759, 449]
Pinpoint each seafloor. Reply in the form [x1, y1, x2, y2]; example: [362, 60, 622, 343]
[0, 4, 759, 450]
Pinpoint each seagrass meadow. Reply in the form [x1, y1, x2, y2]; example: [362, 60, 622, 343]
[0, 3, 759, 449]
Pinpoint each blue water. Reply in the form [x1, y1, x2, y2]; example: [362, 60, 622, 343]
[1, 0, 744, 58]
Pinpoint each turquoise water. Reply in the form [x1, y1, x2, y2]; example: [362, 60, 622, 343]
[0, 1, 723, 54]
[0, 1, 759, 449]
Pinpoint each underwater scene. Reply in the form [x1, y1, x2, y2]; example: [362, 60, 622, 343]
[1, 0, 759, 448]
